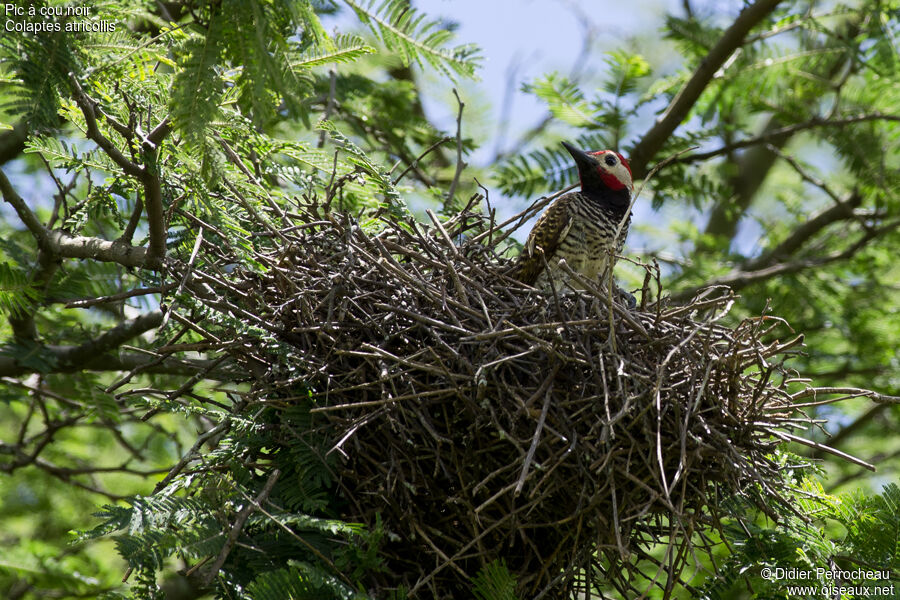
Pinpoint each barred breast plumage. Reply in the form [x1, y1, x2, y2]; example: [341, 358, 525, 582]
[512, 141, 633, 289]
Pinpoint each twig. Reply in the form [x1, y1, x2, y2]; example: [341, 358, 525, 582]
[445, 89, 467, 210]
[515, 385, 554, 496]
[203, 469, 281, 586]
[391, 136, 453, 184]
[764, 428, 875, 471]
[675, 113, 900, 165]
[317, 67, 338, 148]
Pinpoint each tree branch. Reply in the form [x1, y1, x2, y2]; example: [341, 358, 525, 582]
[1, 168, 61, 340]
[741, 192, 862, 272]
[811, 403, 887, 459]
[791, 387, 900, 406]
[147, 116, 172, 146]
[674, 219, 900, 300]
[676, 113, 900, 165]
[0, 349, 224, 377]
[65, 284, 176, 308]
[702, 16, 864, 242]
[445, 88, 467, 210]
[69, 76, 168, 266]
[628, 0, 785, 177]
[45, 229, 152, 267]
[69, 75, 143, 178]
[203, 468, 281, 586]
[57, 311, 164, 363]
[0, 310, 226, 377]
[0, 168, 49, 244]
[140, 150, 167, 265]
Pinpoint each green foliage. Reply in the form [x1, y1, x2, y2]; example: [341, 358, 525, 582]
[79, 402, 387, 600]
[0, 0, 485, 596]
[700, 481, 900, 600]
[171, 17, 227, 180]
[494, 51, 650, 197]
[471, 559, 520, 600]
[0, 0, 897, 598]
[1, 27, 78, 129]
[0, 262, 39, 316]
[244, 564, 361, 600]
[343, 0, 481, 79]
[292, 34, 375, 68]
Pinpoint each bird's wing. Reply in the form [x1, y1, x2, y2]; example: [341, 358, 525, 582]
[513, 195, 574, 285]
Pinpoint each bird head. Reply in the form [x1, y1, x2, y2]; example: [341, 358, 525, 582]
[561, 141, 633, 200]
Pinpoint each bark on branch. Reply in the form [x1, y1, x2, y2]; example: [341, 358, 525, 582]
[68, 75, 168, 267]
[1, 165, 159, 269]
[741, 192, 863, 272]
[0, 347, 222, 378]
[673, 219, 900, 300]
[676, 113, 900, 165]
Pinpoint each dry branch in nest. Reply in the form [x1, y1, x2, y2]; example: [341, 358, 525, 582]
[166, 192, 866, 599]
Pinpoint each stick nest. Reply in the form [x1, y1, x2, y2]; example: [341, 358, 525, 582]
[175, 197, 812, 598]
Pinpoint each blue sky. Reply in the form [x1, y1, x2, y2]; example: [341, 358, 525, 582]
[403, 0, 691, 255]
[325, 1, 770, 258]
[412, 0, 683, 161]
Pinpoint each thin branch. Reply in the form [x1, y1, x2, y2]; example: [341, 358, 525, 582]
[140, 141, 167, 266]
[120, 194, 144, 245]
[65, 285, 176, 309]
[811, 403, 886, 458]
[0, 168, 49, 244]
[675, 219, 900, 300]
[765, 428, 875, 471]
[515, 384, 554, 496]
[317, 67, 338, 148]
[203, 469, 281, 586]
[676, 113, 900, 165]
[741, 192, 862, 272]
[768, 144, 846, 205]
[58, 311, 163, 364]
[0, 349, 222, 378]
[791, 387, 900, 405]
[391, 136, 453, 184]
[69, 75, 143, 178]
[0, 168, 60, 340]
[445, 88, 467, 210]
[153, 420, 232, 493]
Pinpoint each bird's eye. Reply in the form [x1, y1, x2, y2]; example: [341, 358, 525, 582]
[604, 154, 617, 167]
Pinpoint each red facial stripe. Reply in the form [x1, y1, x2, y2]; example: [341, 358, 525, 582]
[599, 170, 627, 191]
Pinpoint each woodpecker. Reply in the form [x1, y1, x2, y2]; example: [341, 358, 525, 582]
[512, 141, 634, 291]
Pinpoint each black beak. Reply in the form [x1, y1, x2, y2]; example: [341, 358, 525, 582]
[561, 141, 597, 174]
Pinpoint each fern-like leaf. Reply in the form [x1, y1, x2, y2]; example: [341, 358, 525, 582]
[523, 73, 593, 127]
[342, 0, 481, 79]
[170, 19, 226, 181]
[0, 263, 39, 316]
[292, 34, 375, 68]
[0, 28, 79, 129]
[471, 559, 520, 600]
